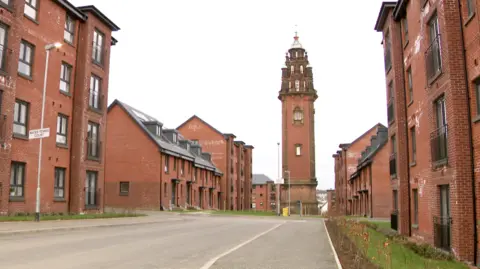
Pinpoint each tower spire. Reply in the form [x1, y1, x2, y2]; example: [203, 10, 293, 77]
[291, 25, 302, 49]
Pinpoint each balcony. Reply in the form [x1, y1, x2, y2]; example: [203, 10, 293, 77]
[387, 101, 395, 124]
[384, 46, 392, 72]
[87, 138, 102, 161]
[426, 34, 442, 81]
[430, 125, 448, 165]
[389, 153, 397, 177]
[88, 90, 104, 113]
[433, 216, 451, 251]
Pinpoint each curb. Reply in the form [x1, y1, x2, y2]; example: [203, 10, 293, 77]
[0, 217, 184, 237]
[323, 219, 343, 269]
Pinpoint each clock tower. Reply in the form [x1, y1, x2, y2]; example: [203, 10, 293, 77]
[278, 33, 318, 214]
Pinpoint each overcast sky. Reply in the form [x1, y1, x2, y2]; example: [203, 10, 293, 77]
[70, 0, 388, 190]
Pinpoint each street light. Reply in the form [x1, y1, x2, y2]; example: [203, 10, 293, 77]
[277, 142, 280, 216]
[285, 170, 291, 216]
[35, 42, 62, 222]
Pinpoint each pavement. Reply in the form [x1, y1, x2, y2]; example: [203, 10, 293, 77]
[0, 213, 339, 269]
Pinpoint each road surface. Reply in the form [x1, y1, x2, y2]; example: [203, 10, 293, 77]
[0, 215, 338, 269]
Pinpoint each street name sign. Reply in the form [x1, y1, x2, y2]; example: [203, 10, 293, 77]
[29, 128, 50, 139]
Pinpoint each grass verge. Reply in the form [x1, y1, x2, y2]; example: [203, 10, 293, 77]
[208, 210, 278, 216]
[0, 213, 146, 222]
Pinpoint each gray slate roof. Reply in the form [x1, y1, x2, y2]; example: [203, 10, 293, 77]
[108, 100, 222, 175]
[252, 174, 274, 185]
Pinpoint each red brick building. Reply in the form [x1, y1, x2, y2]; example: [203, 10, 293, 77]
[0, 1, 119, 215]
[326, 189, 335, 215]
[105, 100, 222, 211]
[349, 126, 391, 218]
[177, 116, 253, 211]
[333, 123, 384, 216]
[375, 0, 480, 264]
[252, 174, 276, 212]
[278, 33, 318, 214]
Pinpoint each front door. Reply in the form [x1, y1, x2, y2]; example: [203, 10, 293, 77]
[171, 182, 176, 207]
[85, 171, 97, 207]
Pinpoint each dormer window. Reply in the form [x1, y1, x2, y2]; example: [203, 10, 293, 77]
[192, 139, 199, 145]
[172, 134, 177, 143]
[155, 125, 161, 136]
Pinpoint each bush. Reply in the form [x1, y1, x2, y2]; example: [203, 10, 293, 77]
[404, 242, 454, 261]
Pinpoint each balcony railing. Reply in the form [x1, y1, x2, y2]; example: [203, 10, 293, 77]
[87, 138, 102, 160]
[85, 188, 101, 209]
[387, 101, 395, 124]
[88, 90, 104, 112]
[430, 125, 448, 164]
[389, 153, 397, 177]
[391, 211, 398, 231]
[384, 45, 392, 72]
[433, 216, 451, 251]
[426, 34, 442, 81]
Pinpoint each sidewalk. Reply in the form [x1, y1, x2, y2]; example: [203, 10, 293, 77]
[0, 213, 182, 236]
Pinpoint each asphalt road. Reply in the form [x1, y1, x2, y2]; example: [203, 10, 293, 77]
[0, 215, 338, 269]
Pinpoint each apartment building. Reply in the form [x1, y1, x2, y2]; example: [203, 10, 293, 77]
[105, 100, 222, 211]
[375, 0, 480, 264]
[177, 116, 253, 211]
[252, 174, 276, 212]
[0, 1, 119, 215]
[333, 123, 384, 216]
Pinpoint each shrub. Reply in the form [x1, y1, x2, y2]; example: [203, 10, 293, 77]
[403, 242, 454, 261]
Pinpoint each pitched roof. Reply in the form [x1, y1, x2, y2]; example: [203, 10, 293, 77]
[339, 123, 386, 150]
[374, 2, 397, 31]
[252, 174, 274, 185]
[177, 115, 238, 140]
[77, 5, 120, 31]
[108, 100, 218, 172]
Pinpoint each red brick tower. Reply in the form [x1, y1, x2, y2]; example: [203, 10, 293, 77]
[278, 32, 318, 214]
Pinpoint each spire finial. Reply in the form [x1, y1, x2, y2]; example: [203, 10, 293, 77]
[291, 25, 303, 49]
[294, 24, 298, 40]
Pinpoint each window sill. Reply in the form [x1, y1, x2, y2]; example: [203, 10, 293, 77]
[17, 72, 33, 81]
[473, 114, 480, 124]
[9, 196, 25, 202]
[465, 13, 475, 27]
[433, 159, 448, 169]
[410, 161, 417, 167]
[86, 156, 101, 162]
[92, 60, 104, 69]
[412, 224, 419, 229]
[119, 193, 129, 196]
[64, 39, 75, 48]
[13, 133, 29, 140]
[60, 90, 72, 97]
[88, 106, 104, 115]
[54, 198, 66, 202]
[24, 14, 39, 25]
[56, 143, 68, 149]
[427, 71, 443, 87]
[407, 99, 414, 107]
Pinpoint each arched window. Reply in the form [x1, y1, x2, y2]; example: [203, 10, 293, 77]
[300, 65, 303, 74]
[295, 51, 298, 57]
[293, 107, 304, 123]
[295, 80, 300, 91]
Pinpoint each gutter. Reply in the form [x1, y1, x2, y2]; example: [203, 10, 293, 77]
[457, 0, 478, 264]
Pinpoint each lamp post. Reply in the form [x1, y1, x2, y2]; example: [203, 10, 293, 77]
[277, 142, 280, 216]
[35, 42, 62, 222]
[285, 170, 291, 216]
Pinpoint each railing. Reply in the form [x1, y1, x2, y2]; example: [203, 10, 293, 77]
[387, 101, 395, 124]
[433, 216, 451, 251]
[389, 153, 397, 177]
[88, 90, 104, 111]
[391, 211, 398, 230]
[87, 138, 102, 160]
[430, 125, 448, 164]
[426, 34, 442, 81]
[85, 188, 101, 208]
[384, 44, 392, 72]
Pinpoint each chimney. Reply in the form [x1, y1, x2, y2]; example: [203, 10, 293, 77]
[201, 152, 212, 162]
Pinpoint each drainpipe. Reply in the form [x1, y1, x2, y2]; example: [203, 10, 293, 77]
[457, 0, 478, 264]
[160, 153, 163, 210]
[370, 162, 373, 218]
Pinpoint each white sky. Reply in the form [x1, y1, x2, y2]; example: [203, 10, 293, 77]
[70, 0, 388, 190]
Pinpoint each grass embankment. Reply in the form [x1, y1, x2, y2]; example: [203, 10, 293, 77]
[0, 213, 145, 222]
[208, 210, 278, 216]
[349, 219, 468, 269]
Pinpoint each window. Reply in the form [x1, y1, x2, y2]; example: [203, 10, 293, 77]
[0, 0, 9, 7]
[181, 159, 185, 175]
[60, 63, 72, 93]
[191, 140, 199, 145]
[293, 107, 303, 123]
[290, 65, 294, 74]
[87, 122, 100, 159]
[92, 29, 104, 64]
[387, 82, 395, 124]
[18, 40, 33, 77]
[467, 0, 475, 17]
[432, 97, 448, 163]
[155, 125, 161, 136]
[436, 97, 447, 128]
[172, 134, 177, 143]
[0, 23, 7, 72]
[164, 155, 169, 173]
[426, 14, 442, 80]
[411, 127, 416, 163]
[413, 189, 419, 225]
[393, 190, 398, 211]
[407, 68, 413, 103]
[64, 15, 75, 43]
[476, 81, 480, 115]
[402, 18, 409, 43]
[56, 114, 68, 145]
[295, 144, 302, 156]
[295, 80, 300, 91]
[24, 0, 37, 20]
[173, 157, 177, 170]
[119, 182, 129, 195]
[10, 162, 25, 197]
[89, 75, 101, 110]
[85, 171, 97, 206]
[13, 100, 28, 136]
[54, 168, 65, 198]
[391, 135, 397, 154]
[384, 31, 392, 72]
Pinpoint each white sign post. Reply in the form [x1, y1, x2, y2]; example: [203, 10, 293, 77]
[29, 128, 50, 140]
